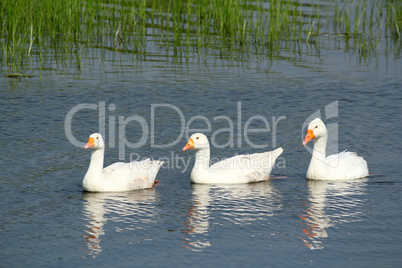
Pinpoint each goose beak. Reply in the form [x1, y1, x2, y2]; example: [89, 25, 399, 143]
[302, 129, 315, 146]
[182, 138, 195, 151]
[84, 137, 95, 149]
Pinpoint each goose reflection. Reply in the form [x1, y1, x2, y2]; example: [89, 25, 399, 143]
[82, 190, 157, 257]
[300, 179, 367, 250]
[181, 181, 280, 252]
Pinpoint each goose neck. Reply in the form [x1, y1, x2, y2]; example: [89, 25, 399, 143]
[194, 147, 210, 170]
[312, 135, 327, 161]
[88, 148, 104, 174]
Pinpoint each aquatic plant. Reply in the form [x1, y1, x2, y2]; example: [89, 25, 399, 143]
[0, 0, 400, 73]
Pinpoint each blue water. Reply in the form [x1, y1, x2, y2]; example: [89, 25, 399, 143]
[1, 24, 402, 268]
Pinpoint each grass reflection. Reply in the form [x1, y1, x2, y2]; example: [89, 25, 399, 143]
[1, 0, 401, 72]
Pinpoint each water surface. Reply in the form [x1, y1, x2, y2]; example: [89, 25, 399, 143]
[1, 5, 402, 267]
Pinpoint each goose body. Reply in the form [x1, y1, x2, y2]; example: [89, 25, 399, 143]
[183, 133, 283, 184]
[303, 118, 368, 180]
[83, 133, 163, 192]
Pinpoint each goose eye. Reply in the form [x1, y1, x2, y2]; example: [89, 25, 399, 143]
[196, 137, 199, 139]
[315, 126, 318, 129]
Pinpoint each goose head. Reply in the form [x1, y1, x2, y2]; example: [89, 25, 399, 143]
[302, 118, 327, 146]
[84, 133, 105, 150]
[182, 133, 210, 151]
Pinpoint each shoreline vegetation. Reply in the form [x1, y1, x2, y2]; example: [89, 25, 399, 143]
[1, 0, 401, 74]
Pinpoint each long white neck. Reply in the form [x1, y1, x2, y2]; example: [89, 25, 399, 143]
[306, 133, 328, 179]
[193, 147, 211, 171]
[310, 133, 328, 167]
[86, 148, 104, 177]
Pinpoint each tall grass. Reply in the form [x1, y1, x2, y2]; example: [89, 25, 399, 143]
[386, 2, 402, 39]
[0, 0, 401, 73]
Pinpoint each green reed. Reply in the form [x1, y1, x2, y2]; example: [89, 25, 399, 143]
[386, 3, 402, 39]
[1, 0, 401, 73]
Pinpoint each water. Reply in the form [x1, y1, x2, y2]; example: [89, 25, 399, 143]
[1, 19, 402, 268]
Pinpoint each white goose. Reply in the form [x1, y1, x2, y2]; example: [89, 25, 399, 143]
[83, 133, 163, 192]
[182, 133, 283, 184]
[303, 118, 368, 180]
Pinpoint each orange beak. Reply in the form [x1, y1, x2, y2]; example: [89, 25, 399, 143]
[84, 137, 95, 149]
[302, 129, 315, 146]
[182, 138, 195, 151]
